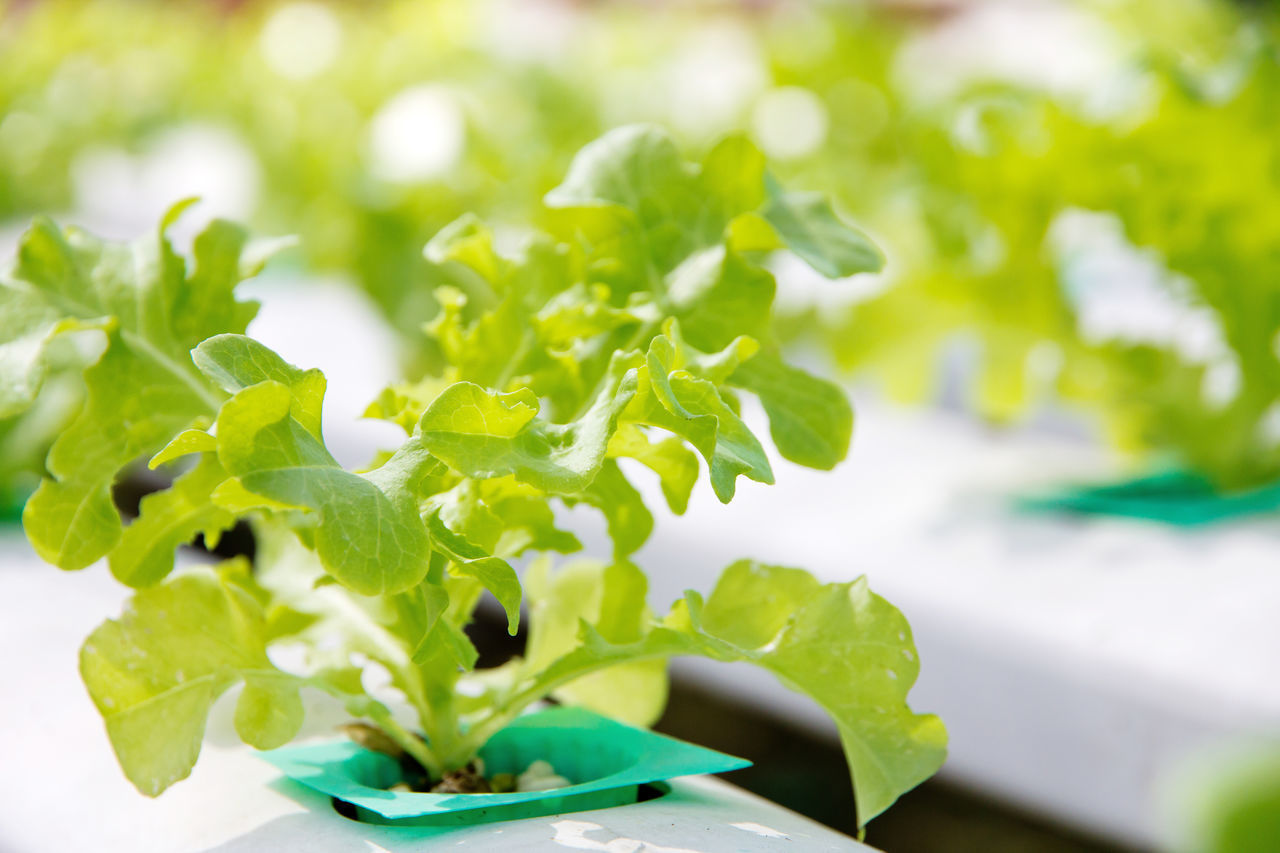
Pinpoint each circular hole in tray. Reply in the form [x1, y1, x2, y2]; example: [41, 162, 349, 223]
[329, 783, 672, 824]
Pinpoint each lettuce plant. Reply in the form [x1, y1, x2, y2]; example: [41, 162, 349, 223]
[820, 16, 1280, 492]
[1, 126, 945, 827]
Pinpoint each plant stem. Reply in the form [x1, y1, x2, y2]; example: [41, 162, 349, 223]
[305, 674, 445, 779]
[366, 704, 443, 779]
[457, 644, 673, 756]
[417, 676, 470, 770]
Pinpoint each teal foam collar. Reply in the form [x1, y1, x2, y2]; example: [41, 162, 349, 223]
[259, 706, 750, 824]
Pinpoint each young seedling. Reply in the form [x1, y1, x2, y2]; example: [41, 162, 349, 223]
[0, 125, 945, 828]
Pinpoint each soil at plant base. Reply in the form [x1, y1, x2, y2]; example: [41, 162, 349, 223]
[338, 722, 517, 794]
[426, 764, 505, 794]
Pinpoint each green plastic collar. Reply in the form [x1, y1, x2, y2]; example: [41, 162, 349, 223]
[1018, 470, 1280, 526]
[259, 706, 750, 825]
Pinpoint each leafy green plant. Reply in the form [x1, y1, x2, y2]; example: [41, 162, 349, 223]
[817, 16, 1280, 493]
[1164, 739, 1280, 853]
[1, 126, 945, 827]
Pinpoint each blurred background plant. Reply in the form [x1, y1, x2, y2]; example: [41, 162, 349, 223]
[3, 0, 1280, 511]
[1160, 738, 1280, 853]
[814, 0, 1280, 493]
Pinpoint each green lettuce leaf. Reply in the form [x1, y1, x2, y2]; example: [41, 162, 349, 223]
[564, 459, 654, 558]
[730, 351, 854, 471]
[760, 178, 884, 279]
[425, 507, 522, 634]
[206, 377, 437, 595]
[418, 358, 639, 494]
[520, 561, 946, 828]
[624, 330, 774, 503]
[109, 457, 235, 587]
[130, 335, 444, 596]
[605, 424, 699, 515]
[4, 208, 266, 569]
[667, 245, 775, 352]
[79, 565, 304, 796]
[524, 559, 667, 727]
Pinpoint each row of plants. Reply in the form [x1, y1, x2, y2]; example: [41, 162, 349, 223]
[0, 126, 945, 828]
[815, 6, 1280, 499]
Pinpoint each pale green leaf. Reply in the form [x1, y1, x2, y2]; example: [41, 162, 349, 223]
[448, 557, 521, 635]
[699, 134, 767, 216]
[667, 246, 775, 352]
[552, 656, 668, 729]
[625, 332, 773, 503]
[363, 376, 451, 433]
[524, 560, 667, 727]
[525, 562, 946, 827]
[431, 481, 504, 553]
[545, 124, 713, 275]
[481, 479, 583, 556]
[534, 283, 643, 346]
[419, 358, 639, 494]
[149, 429, 217, 468]
[680, 563, 946, 826]
[235, 676, 305, 750]
[419, 383, 538, 439]
[424, 213, 505, 285]
[426, 508, 522, 635]
[7, 212, 263, 569]
[565, 458, 654, 558]
[109, 457, 235, 588]
[606, 424, 699, 515]
[731, 351, 854, 470]
[79, 567, 303, 796]
[763, 178, 884, 278]
[195, 352, 439, 595]
[192, 334, 325, 437]
[399, 579, 480, 672]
